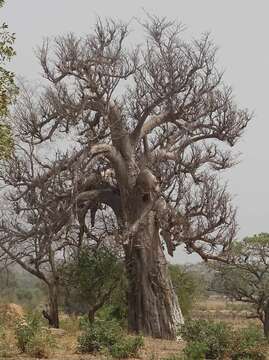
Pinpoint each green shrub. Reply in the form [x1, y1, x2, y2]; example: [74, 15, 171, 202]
[15, 313, 42, 352]
[183, 341, 208, 359]
[230, 325, 266, 360]
[77, 319, 143, 358]
[15, 311, 55, 357]
[180, 320, 267, 360]
[235, 325, 265, 351]
[77, 319, 122, 353]
[25, 330, 56, 358]
[169, 264, 207, 317]
[78, 314, 89, 330]
[180, 319, 231, 359]
[109, 334, 144, 359]
[231, 351, 266, 360]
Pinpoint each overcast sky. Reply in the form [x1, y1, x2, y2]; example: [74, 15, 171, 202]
[2, 0, 268, 263]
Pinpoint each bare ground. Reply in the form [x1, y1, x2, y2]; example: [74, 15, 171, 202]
[2, 297, 269, 359]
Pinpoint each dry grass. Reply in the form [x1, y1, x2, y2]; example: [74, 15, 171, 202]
[3, 337, 184, 360]
[2, 297, 269, 359]
[193, 296, 259, 328]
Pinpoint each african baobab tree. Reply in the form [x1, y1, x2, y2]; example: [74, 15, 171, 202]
[0, 16, 250, 338]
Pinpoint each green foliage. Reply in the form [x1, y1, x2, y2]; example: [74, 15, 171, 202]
[213, 233, 269, 338]
[0, 124, 12, 158]
[0, 0, 17, 158]
[60, 248, 126, 319]
[15, 311, 55, 357]
[179, 320, 267, 360]
[14, 311, 45, 352]
[96, 302, 128, 326]
[180, 319, 231, 359]
[77, 319, 143, 358]
[236, 325, 265, 351]
[231, 352, 266, 360]
[230, 325, 266, 360]
[109, 334, 144, 359]
[24, 331, 56, 358]
[183, 341, 208, 359]
[169, 264, 206, 317]
[78, 318, 122, 353]
[0, 9, 17, 116]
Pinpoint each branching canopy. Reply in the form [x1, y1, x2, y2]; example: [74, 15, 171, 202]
[0, 16, 251, 266]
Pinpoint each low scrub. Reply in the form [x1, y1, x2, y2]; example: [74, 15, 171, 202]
[15, 312, 55, 357]
[77, 319, 143, 358]
[109, 334, 144, 359]
[0, 326, 14, 358]
[24, 331, 56, 358]
[179, 320, 267, 359]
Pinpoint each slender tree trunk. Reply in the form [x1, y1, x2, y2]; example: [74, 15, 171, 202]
[125, 211, 184, 339]
[48, 282, 59, 328]
[88, 308, 95, 323]
[263, 308, 269, 339]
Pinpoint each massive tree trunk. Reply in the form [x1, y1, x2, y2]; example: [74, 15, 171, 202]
[125, 211, 184, 339]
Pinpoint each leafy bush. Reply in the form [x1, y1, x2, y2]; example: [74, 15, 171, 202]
[78, 319, 122, 353]
[25, 330, 56, 358]
[231, 351, 266, 360]
[183, 341, 208, 359]
[15, 311, 55, 356]
[235, 325, 264, 350]
[61, 248, 125, 320]
[230, 325, 266, 360]
[109, 334, 144, 359]
[15, 312, 42, 352]
[180, 319, 231, 359]
[77, 319, 143, 358]
[169, 265, 207, 317]
[179, 320, 267, 360]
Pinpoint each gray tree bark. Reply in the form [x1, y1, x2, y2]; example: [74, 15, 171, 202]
[48, 282, 59, 328]
[263, 306, 269, 339]
[125, 211, 184, 339]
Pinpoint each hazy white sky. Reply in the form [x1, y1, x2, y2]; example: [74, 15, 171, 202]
[2, 0, 269, 263]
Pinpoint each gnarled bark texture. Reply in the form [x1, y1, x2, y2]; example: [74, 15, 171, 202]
[125, 212, 184, 339]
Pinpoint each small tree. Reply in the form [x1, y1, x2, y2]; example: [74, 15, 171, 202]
[213, 233, 269, 338]
[0, 148, 75, 328]
[60, 247, 124, 322]
[169, 264, 206, 317]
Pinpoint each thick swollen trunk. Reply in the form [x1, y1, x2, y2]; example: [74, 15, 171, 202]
[48, 282, 59, 328]
[125, 212, 184, 339]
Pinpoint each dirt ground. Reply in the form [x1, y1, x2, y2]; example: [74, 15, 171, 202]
[2, 297, 269, 359]
[2, 336, 184, 360]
